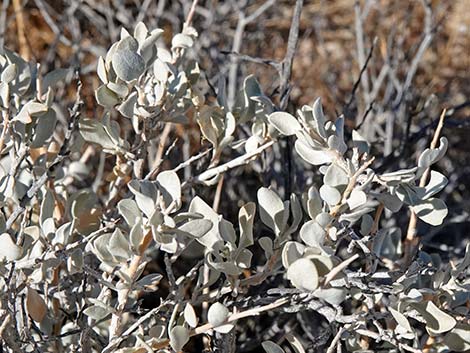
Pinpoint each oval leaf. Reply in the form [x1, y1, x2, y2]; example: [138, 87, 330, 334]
[268, 112, 302, 136]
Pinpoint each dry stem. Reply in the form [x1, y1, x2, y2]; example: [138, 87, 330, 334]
[404, 109, 446, 257]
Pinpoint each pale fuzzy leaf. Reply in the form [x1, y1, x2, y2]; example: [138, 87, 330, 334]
[287, 258, 319, 291]
[156, 170, 181, 209]
[422, 170, 448, 199]
[307, 254, 334, 276]
[79, 118, 117, 150]
[95, 84, 120, 108]
[109, 228, 131, 262]
[327, 135, 347, 155]
[0, 232, 22, 261]
[149, 325, 166, 339]
[0, 82, 8, 107]
[259, 237, 273, 256]
[140, 29, 164, 63]
[130, 221, 144, 252]
[31, 109, 57, 148]
[315, 212, 332, 228]
[299, 220, 326, 247]
[14, 101, 48, 123]
[169, 325, 189, 352]
[262, 341, 285, 353]
[177, 219, 213, 239]
[1, 63, 17, 83]
[390, 307, 412, 332]
[97, 56, 108, 83]
[118, 199, 141, 227]
[239, 202, 256, 249]
[268, 111, 302, 136]
[413, 301, 456, 335]
[136, 273, 162, 291]
[184, 303, 198, 328]
[26, 286, 47, 322]
[112, 50, 145, 82]
[208, 302, 229, 327]
[360, 214, 374, 236]
[245, 135, 262, 154]
[188, 196, 222, 249]
[375, 192, 403, 212]
[67, 248, 84, 274]
[372, 227, 402, 260]
[133, 22, 148, 44]
[313, 287, 347, 305]
[352, 129, 369, 154]
[153, 58, 169, 82]
[213, 323, 235, 333]
[288, 194, 303, 232]
[107, 82, 129, 98]
[128, 180, 157, 218]
[295, 140, 332, 166]
[346, 189, 367, 210]
[207, 257, 241, 276]
[83, 304, 112, 321]
[444, 324, 470, 352]
[417, 137, 448, 176]
[324, 162, 349, 187]
[218, 218, 236, 244]
[117, 92, 137, 118]
[257, 187, 285, 234]
[312, 97, 327, 138]
[236, 248, 253, 269]
[119, 28, 133, 41]
[172, 33, 194, 49]
[282, 241, 305, 268]
[319, 185, 341, 206]
[412, 198, 448, 226]
[40, 189, 55, 228]
[307, 186, 323, 218]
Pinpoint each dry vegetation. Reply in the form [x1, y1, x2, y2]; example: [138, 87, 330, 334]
[1, 0, 470, 352]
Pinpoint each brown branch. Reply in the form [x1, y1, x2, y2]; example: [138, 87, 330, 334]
[13, 0, 30, 60]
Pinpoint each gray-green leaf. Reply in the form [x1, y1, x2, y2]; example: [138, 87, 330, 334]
[268, 111, 302, 136]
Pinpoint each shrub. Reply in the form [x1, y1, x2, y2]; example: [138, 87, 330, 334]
[0, 10, 466, 353]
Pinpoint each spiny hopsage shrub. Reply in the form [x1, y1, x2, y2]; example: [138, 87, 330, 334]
[0, 21, 467, 353]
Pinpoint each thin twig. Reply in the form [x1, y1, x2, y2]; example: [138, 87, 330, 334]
[330, 156, 375, 218]
[404, 109, 446, 254]
[189, 139, 274, 184]
[221, 51, 280, 70]
[279, 0, 304, 110]
[345, 37, 378, 111]
[397, 0, 434, 106]
[171, 148, 212, 173]
[352, 0, 372, 116]
[326, 326, 347, 353]
[324, 254, 360, 286]
[183, 0, 199, 29]
[149, 297, 289, 350]
[227, 0, 276, 107]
